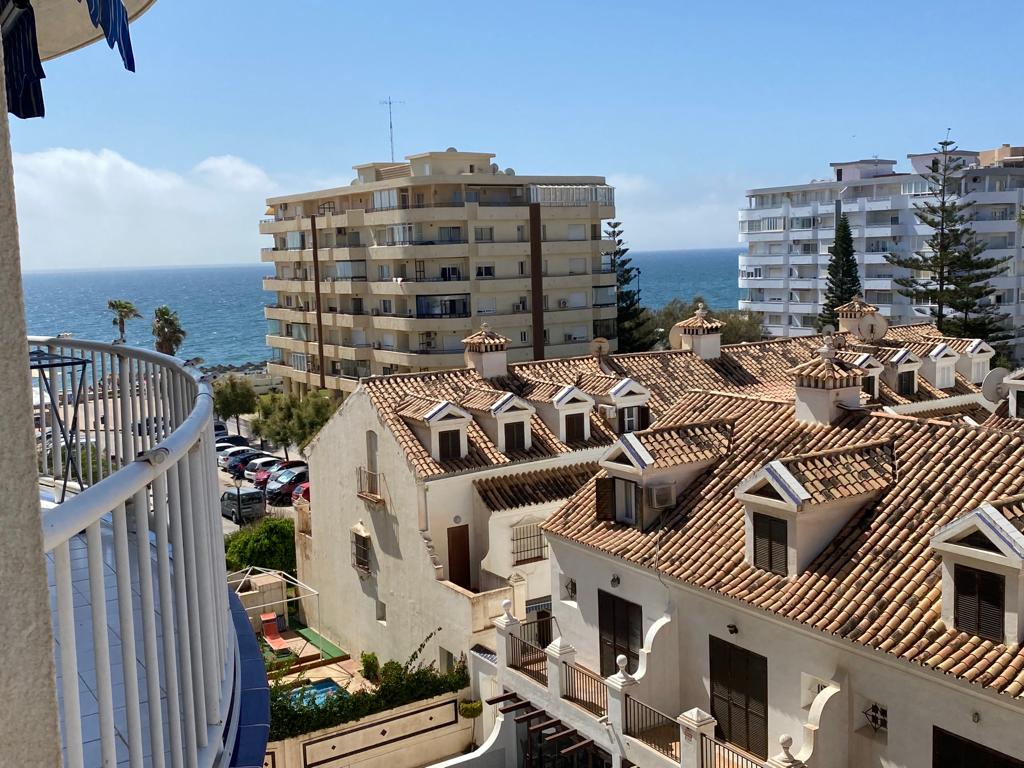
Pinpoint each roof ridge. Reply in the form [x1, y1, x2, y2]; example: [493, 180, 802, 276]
[633, 417, 736, 438]
[777, 437, 896, 465]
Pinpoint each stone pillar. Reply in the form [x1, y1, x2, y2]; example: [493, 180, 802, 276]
[604, 655, 637, 736]
[767, 734, 807, 768]
[678, 707, 716, 768]
[0, 34, 62, 766]
[508, 571, 527, 618]
[493, 599, 521, 673]
[544, 635, 576, 700]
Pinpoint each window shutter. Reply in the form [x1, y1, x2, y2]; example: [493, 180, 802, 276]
[753, 514, 771, 571]
[595, 477, 615, 520]
[638, 405, 651, 430]
[978, 569, 1005, 642]
[769, 517, 788, 576]
[954, 565, 980, 636]
[616, 408, 624, 435]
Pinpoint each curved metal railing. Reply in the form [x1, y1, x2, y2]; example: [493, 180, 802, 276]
[31, 337, 236, 768]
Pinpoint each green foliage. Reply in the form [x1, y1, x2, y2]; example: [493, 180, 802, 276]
[359, 651, 380, 684]
[152, 305, 186, 356]
[884, 138, 1010, 337]
[292, 390, 338, 449]
[250, 390, 338, 457]
[224, 516, 296, 574]
[107, 299, 141, 343]
[268, 652, 468, 740]
[650, 296, 767, 348]
[818, 215, 861, 330]
[213, 375, 258, 432]
[458, 699, 483, 719]
[606, 221, 657, 352]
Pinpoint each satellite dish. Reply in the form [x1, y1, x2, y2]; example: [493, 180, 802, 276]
[446, 146, 458, 152]
[505, 168, 516, 176]
[668, 324, 685, 351]
[590, 337, 610, 357]
[982, 367, 1011, 403]
[490, 163, 499, 173]
[821, 324, 836, 336]
[856, 313, 889, 343]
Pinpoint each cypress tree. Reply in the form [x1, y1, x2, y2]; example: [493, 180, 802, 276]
[818, 214, 861, 330]
[606, 221, 656, 352]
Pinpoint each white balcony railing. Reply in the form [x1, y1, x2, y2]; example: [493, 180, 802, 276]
[32, 337, 256, 768]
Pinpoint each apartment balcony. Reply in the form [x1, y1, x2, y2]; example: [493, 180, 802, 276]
[373, 347, 466, 368]
[738, 278, 785, 290]
[264, 305, 316, 323]
[788, 278, 818, 290]
[368, 240, 471, 260]
[368, 276, 472, 295]
[262, 277, 314, 293]
[31, 337, 268, 768]
[265, 334, 316, 354]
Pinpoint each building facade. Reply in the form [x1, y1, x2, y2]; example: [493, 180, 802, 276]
[261, 149, 617, 396]
[738, 144, 1024, 352]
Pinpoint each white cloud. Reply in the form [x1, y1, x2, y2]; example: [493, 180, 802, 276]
[13, 148, 276, 270]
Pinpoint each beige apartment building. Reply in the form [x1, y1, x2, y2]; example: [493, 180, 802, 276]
[260, 149, 618, 396]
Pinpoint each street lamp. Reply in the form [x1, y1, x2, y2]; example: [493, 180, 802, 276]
[233, 476, 244, 524]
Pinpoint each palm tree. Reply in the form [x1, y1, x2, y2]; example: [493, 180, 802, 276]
[107, 299, 141, 343]
[152, 305, 186, 356]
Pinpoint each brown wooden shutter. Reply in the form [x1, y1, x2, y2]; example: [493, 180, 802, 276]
[954, 564, 980, 636]
[638, 405, 651, 430]
[769, 517, 788, 576]
[977, 568, 1005, 642]
[595, 477, 615, 520]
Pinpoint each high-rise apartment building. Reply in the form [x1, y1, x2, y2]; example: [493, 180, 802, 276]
[738, 144, 1024, 352]
[261, 149, 617, 396]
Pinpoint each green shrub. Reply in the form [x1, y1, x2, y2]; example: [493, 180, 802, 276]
[359, 652, 380, 684]
[268, 655, 468, 740]
[225, 516, 296, 573]
[458, 699, 482, 719]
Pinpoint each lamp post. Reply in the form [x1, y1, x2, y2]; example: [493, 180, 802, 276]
[233, 476, 244, 525]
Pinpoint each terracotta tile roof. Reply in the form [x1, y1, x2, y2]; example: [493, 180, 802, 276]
[988, 495, 1024, 534]
[542, 391, 1024, 699]
[907, 402, 995, 425]
[360, 323, 980, 479]
[672, 303, 726, 332]
[474, 463, 599, 512]
[787, 354, 863, 389]
[983, 401, 1024, 434]
[462, 323, 510, 352]
[629, 419, 735, 468]
[460, 386, 513, 413]
[776, 439, 895, 504]
[396, 393, 454, 423]
[834, 295, 879, 317]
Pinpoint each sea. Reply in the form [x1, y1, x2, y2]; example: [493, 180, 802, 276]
[22, 248, 740, 367]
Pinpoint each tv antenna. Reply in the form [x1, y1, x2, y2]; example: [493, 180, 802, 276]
[380, 96, 404, 162]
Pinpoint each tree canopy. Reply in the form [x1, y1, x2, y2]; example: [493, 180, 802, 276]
[224, 517, 296, 574]
[213, 375, 258, 433]
[650, 296, 767, 348]
[818, 214, 861, 330]
[152, 305, 186, 356]
[606, 221, 657, 352]
[107, 299, 141, 343]
[250, 390, 338, 457]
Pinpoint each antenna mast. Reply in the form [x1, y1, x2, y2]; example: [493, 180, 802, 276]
[380, 96, 404, 162]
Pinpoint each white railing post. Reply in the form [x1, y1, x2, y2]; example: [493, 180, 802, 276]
[605, 655, 637, 736]
[493, 599, 521, 674]
[678, 707, 716, 768]
[767, 735, 806, 768]
[545, 636, 576, 700]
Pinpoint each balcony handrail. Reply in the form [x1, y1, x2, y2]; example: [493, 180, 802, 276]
[700, 733, 766, 768]
[624, 694, 680, 760]
[562, 661, 608, 717]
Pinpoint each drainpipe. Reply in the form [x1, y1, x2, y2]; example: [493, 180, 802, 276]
[310, 214, 326, 390]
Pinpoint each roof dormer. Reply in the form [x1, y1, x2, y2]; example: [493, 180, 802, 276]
[596, 419, 734, 530]
[875, 347, 921, 397]
[522, 379, 596, 445]
[788, 337, 865, 424]
[837, 350, 883, 400]
[590, 376, 652, 434]
[397, 395, 473, 462]
[932, 495, 1024, 645]
[736, 440, 896, 576]
[668, 303, 725, 359]
[944, 337, 995, 384]
[460, 386, 536, 454]
[834, 295, 879, 334]
[1004, 369, 1024, 419]
[907, 341, 960, 389]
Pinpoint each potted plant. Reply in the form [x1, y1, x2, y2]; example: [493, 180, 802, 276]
[459, 698, 483, 749]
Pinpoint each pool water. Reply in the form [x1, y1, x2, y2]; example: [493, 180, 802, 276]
[289, 678, 346, 707]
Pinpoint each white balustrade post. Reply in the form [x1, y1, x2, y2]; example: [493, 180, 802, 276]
[544, 635, 576, 700]
[605, 655, 637, 736]
[678, 707, 716, 768]
[767, 734, 807, 768]
[492, 599, 521, 676]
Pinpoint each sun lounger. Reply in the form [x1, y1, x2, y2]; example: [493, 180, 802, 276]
[260, 612, 288, 652]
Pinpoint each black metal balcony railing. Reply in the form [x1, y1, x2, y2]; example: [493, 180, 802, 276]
[700, 734, 766, 768]
[563, 662, 607, 717]
[625, 695, 680, 760]
[508, 634, 547, 686]
[373, 238, 470, 247]
[356, 467, 383, 501]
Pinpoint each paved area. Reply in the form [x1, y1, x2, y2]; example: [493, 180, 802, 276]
[215, 421, 297, 537]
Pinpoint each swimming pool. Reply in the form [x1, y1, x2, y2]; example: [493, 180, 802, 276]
[289, 678, 346, 707]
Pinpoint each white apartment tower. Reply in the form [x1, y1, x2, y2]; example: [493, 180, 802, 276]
[738, 144, 1024, 352]
[261, 149, 617, 396]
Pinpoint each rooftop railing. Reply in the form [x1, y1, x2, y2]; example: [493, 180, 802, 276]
[32, 337, 261, 768]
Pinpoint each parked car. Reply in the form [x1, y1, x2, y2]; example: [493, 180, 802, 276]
[220, 487, 266, 524]
[266, 467, 308, 506]
[253, 460, 306, 490]
[243, 455, 281, 482]
[218, 445, 255, 468]
[225, 450, 269, 478]
[216, 434, 249, 448]
[291, 481, 310, 506]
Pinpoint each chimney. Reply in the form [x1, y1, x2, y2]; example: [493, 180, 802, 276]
[788, 336, 864, 425]
[462, 323, 510, 378]
[834, 294, 879, 334]
[668, 303, 725, 360]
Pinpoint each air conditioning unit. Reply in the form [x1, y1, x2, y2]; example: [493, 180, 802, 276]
[513, 303, 526, 313]
[424, 331, 437, 339]
[372, 341, 381, 349]
[598, 404, 618, 423]
[371, 308, 380, 316]
[558, 299, 568, 309]
[646, 484, 676, 510]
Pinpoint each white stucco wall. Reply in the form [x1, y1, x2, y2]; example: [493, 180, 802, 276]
[548, 536, 1024, 768]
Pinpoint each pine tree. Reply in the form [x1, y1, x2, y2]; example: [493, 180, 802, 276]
[818, 214, 861, 330]
[944, 230, 1011, 340]
[888, 137, 1007, 333]
[606, 221, 656, 352]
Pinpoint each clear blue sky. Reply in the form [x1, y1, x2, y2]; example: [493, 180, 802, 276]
[11, 0, 1024, 269]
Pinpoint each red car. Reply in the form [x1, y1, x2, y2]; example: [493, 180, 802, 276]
[253, 460, 306, 490]
[291, 481, 310, 506]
